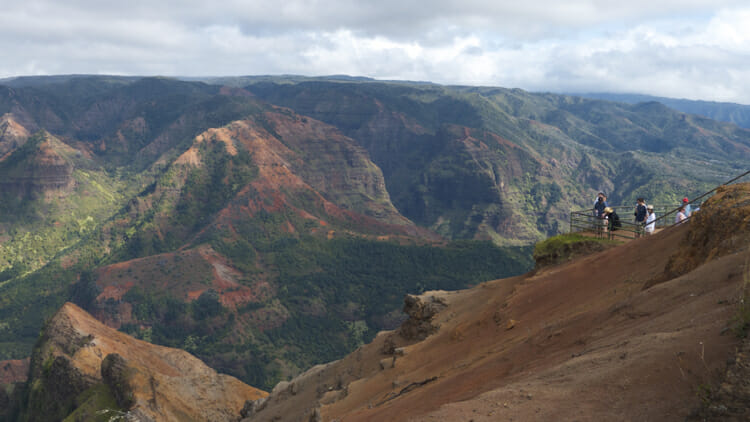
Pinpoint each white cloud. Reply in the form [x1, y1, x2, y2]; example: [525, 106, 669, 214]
[1, 1, 750, 103]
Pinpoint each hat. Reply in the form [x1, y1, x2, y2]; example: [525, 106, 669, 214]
[647, 204, 654, 210]
[682, 197, 689, 203]
[604, 207, 613, 214]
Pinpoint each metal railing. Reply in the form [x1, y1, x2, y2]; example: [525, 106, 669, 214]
[647, 169, 750, 229]
[569, 169, 750, 240]
[570, 204, 676, 240]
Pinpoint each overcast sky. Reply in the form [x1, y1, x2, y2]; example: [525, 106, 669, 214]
[2, 1, 750, 103]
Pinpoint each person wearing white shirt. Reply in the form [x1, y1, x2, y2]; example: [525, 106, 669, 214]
[644, 205, 656, 234]
[675, 206, 687, 225]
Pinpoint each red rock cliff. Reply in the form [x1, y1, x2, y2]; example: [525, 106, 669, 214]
[23, 302, 266, 421]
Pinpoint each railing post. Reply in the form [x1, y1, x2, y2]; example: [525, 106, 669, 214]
[569, 212, 573, 233]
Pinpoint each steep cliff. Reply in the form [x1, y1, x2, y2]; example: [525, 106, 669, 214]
[0, 113, 30, 157]
[18, 302, 266, 422]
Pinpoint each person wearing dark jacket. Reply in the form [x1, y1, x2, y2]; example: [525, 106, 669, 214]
[634, 197, 647, 237]
[604, 207, 621, 238]
[634, 198, 647, 223]
[594, 193, 608, 218]
[593, 193, 609, 235]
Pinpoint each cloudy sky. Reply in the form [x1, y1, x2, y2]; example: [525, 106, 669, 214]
[2, 0, 750, 103]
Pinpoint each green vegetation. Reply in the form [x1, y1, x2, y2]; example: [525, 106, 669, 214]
[0, 133, 129, 277]
[534, 233, 618, 254]
[533, 233, 620, 268]
[257, 238, 530, 383]
[104, 235, 532, 390]
[62, 384, 123, 422]
[106, 139, 258, 263]
[171, 143, 256, 232]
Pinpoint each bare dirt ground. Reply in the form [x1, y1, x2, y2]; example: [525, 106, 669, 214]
[0, 359, 28, 385]
[246, 183, 750, 422]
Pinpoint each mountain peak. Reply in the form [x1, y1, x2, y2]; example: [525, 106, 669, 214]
[20, 302, 266, 421]
[0, 113, 30, 157]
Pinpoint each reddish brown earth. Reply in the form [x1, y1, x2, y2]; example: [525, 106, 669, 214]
[0, 358, 29, 385]
[186, 112, 441, 241]
[93, 245, 273, 327]
[244, 183, 750, 422]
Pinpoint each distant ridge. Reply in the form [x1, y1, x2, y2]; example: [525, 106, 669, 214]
[191, 74, 436, 87]
[576, 92, 750, 129]
[0, 74, 142, 88]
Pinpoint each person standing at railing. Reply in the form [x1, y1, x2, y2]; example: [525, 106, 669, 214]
[682, 197, 693, 217]
[675, 206, 688, 225]
[644, 205, 656, 235]
[594, 193, 607, 217]
[634, 198, 647, 223]
[634, 197, 647, 237]
[593, 193, 608, 235]
[604, 207, 621, 239]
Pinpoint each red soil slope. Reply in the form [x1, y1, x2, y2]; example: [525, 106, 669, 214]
[244, 182, 750, 422]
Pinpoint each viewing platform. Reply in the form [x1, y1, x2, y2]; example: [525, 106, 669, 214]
[569, 169, 750, 241]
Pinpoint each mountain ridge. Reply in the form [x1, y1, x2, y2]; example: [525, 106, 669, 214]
[576, 92, 750, 129]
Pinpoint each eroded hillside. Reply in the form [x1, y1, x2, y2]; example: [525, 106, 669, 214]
[6, 302, 266, 421]
[247, 81, 750, 243]
[242, 182, 750, 421]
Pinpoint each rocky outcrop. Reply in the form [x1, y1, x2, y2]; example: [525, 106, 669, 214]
[240, 363, 336, 422]
[100, 353, 137, 410]
[19, 302, 266, 422]
[239, 292, 450, 422]
[398, 294, 448, 340]
[0, 113, 30, 156]
[687, 338, 750, 421]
